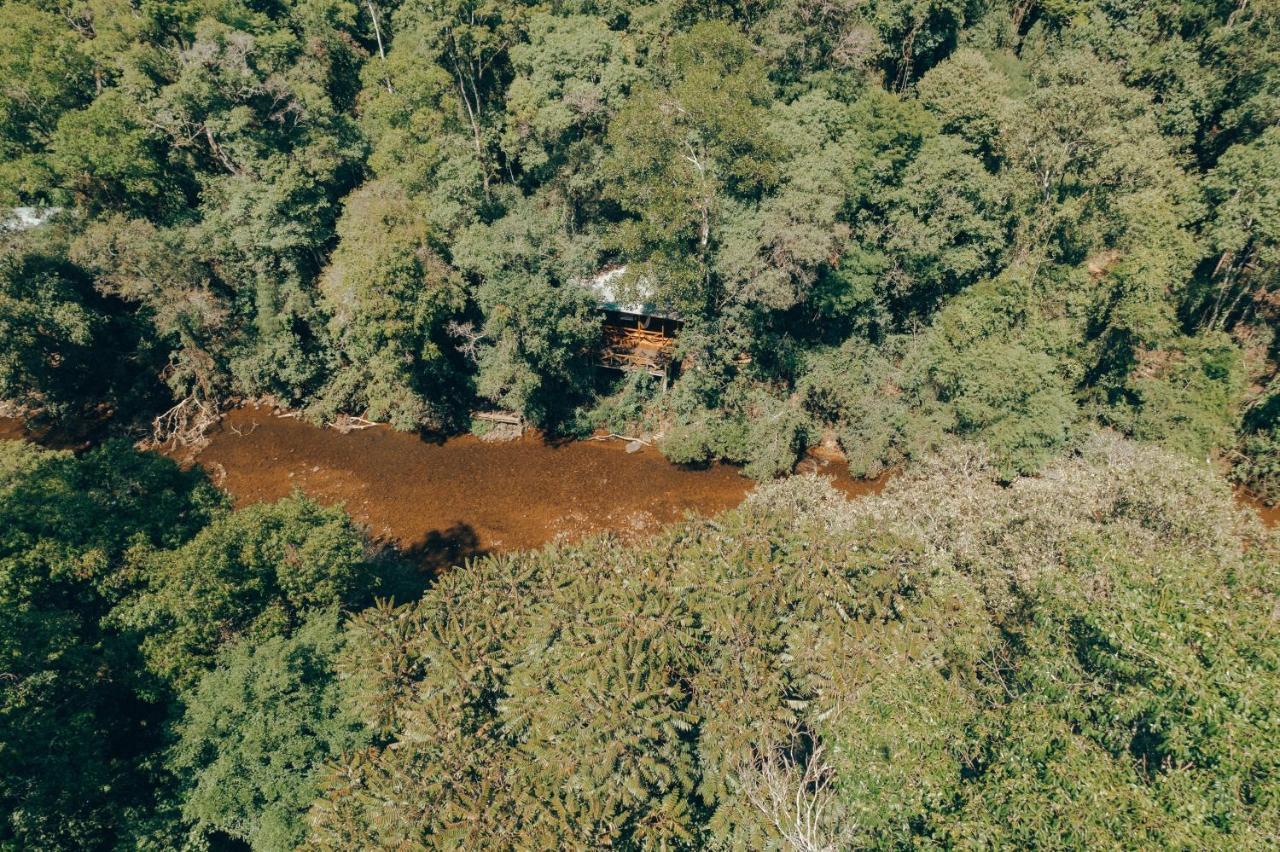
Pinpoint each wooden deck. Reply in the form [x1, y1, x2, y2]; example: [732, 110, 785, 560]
[599, 319, 677, 379]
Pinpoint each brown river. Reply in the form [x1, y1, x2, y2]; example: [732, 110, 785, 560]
[2, 407, 1274, 569]
[190, 406, 886, 565]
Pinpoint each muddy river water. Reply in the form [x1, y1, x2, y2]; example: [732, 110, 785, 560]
[190, 408, 1280, 551]
[189, 406, 887, 565]
[2, 407, 1274, 567]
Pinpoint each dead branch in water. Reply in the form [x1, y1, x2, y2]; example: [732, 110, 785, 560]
[271, 408, 378, 433]
[330, 414, 380, 434]
[587, 433, 652, 447]
[147, 395, 219, 451]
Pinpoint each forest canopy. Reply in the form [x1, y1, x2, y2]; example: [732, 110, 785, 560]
[3, 0, 1280, 848]
[0, 0, 1276, 497]
[1, 432, 1277, 849]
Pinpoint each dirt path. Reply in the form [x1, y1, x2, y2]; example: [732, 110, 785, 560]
[1237, 489, 1280, 528]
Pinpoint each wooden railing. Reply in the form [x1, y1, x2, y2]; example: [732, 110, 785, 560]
[600, 323, 676, 376]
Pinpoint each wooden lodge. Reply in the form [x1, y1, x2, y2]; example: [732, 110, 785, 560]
[600, 310, 680, 381]
[579, 266, 682, 386]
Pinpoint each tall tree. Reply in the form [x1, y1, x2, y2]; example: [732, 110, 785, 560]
[605, 21, 782, 316]
[172, 612, 368, 851]
[314, 181, 467, 430]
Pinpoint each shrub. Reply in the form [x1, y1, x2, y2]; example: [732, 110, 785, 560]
[173, 612, 368, 851]
[109, 494, 393, 689]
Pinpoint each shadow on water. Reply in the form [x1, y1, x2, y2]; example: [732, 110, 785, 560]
[0, 409, 114, 451]
[366, 523, 488, 604]
[403, 522, 488, 575]
[413, 424, 451, 446]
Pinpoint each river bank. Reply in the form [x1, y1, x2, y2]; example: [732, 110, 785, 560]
[2, 408, 1273, 565]
[187, 405, 770, 564]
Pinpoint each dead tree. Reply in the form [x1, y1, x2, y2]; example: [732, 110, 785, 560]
[148, 395, 220, 451]
[737, 735, 853, 852]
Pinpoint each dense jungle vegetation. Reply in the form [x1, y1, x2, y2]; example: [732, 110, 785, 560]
[1, 433, 1277, 849]
[3, 0, 1280, 848]
[1, 0, 1278, 493]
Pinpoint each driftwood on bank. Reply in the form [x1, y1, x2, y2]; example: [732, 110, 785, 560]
[329, 414, 380, 433]
[473, 410, 524, 442]
[587, 432, 652, 447]
[148, 395, 219, 451]
[473, 410, 523, 427]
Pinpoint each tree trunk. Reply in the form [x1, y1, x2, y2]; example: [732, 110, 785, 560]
[364, 0, 393, 94]
[453, 64, 490, 197]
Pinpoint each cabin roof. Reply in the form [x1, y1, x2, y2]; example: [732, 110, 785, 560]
[2, 207, 61, 232]
[576, 265, 680, 321]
